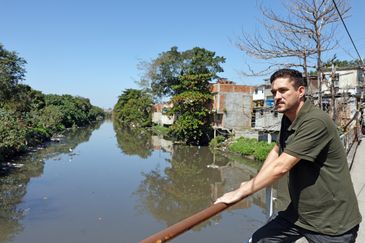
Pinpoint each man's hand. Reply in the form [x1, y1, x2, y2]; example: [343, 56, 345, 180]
[214, 182, 248, 205]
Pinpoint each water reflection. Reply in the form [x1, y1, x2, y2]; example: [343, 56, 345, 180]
[112, 125, 289, 241]
[113, 122, 153, 158]
[1, 122, 288, 242]
[0, 121, 102, 242]
[134, 145, 223, 230]
[131, 134, 270, 235]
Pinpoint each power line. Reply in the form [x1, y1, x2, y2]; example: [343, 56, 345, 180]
[331, 0, 364, 66]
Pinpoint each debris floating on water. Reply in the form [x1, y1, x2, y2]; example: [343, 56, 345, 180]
[206, 164, 219, 169]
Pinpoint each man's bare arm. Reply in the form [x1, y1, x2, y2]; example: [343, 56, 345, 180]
[259, 144, 279, 171]
[214, 152, 300, 205]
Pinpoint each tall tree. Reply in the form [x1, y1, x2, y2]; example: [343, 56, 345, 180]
[113, 89, 153, 128]
[137, 46, 225, 99]
[137, 47, 225, 145]
[0, 43, 27, 103]
[236, 0, 350, 102]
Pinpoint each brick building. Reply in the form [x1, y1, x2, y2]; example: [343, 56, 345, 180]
[210, 79, 255, 133]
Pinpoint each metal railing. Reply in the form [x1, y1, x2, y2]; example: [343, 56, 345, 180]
[140, 111, 363, 242]
[139, 202, 231, 243]
[340, 111, 362, 169]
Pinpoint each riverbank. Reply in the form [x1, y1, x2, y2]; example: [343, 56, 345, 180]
[0, 118, 105, 165]
[210, 135, 275, 163]
[0, 94, 106, 163]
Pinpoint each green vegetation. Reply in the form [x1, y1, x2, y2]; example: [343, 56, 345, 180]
[169, 90, 213, 145]
[0, 43, 26, 102]
[228, 137, 275, 162]
[309, 58, 364, 75]
[151, 125, 170, 136]
[208, 135, 225, 149]
[323, 58, 363, 68]
[137, 46, 225, 145]
[44, 94, 104, 128]
[113, 89, 153, 128]
[0, 43, 105, 161]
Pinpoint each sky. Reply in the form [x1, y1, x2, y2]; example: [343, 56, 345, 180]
[1, 0, 364, 109]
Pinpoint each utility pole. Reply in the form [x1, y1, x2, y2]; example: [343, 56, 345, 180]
[317, 48, 322, 109]
[331, 64, 336, 122]
[318, 72, 322, 109]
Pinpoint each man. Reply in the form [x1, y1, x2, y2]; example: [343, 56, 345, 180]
[215, 69, 361, 242]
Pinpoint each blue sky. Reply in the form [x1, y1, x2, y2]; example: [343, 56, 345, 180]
[1, 0, 364, 108]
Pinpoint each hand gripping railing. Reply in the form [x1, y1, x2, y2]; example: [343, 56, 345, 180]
[139, 202, 230, 243]
[139, 186, 274, 243]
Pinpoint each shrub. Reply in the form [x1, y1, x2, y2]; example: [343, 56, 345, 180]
[0, 109, 27, 160]
[25, 127, 51, 146]
[209, 135, 225, 149]
[228, 137, 275, 162]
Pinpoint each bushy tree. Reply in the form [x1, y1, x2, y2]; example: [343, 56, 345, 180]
[138, 47, 225, 145]
[37, 105, 65, 132]
[0, 109, 27, 160]
[2, 84, 45, 113]
[169, 90, 212, 144]
[113, 89, 153, 128]
[138, 47, 225, 99]
[44, 94, 103, 127]
[0, 43, 26, 102]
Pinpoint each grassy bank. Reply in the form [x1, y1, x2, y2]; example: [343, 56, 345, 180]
[210, 136, 275, 162]
[229, 137, 275, 162]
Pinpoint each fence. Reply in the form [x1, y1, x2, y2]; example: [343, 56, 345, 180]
[340, 111, 362, 169]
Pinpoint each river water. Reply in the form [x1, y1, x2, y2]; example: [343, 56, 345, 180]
[0, 121, 288, 243]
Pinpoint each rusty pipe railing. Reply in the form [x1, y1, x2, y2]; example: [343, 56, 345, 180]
[139, 202, 233, 243]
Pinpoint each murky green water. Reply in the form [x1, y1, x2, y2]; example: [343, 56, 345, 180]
[0, 121, 287, 243]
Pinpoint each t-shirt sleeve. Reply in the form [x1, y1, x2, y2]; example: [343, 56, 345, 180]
[284, 118, 332, 162]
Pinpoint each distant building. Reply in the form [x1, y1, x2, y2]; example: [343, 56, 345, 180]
[306, 75, 320, 96]
[252, 79, 282, 133]
[322, 66, 364, 96]
[210, 78, 255, 133]
[298, 67, 364, 127]
[152, 103, 174, 126]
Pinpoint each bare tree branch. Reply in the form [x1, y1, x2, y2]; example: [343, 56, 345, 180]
[236, 0, 350, 78]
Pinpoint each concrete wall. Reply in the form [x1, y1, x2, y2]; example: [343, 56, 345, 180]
[152, 112, 162, 124]
[152, 112, 174, 125]
[255, 110, 282, 131]
[223, 93, 252, 129]
[253, 89, 265, 100]
[234, 129, 259, 140]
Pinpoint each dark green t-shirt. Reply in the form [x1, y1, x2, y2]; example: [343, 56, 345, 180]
[277, 100, 361, 235]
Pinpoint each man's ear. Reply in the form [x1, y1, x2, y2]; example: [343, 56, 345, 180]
[298, 86, 305, 98]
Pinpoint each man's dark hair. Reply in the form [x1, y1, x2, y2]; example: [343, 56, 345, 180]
[270, 69, 307, 88]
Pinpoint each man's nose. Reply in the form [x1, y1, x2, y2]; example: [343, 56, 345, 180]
[274, 92, 282, 100]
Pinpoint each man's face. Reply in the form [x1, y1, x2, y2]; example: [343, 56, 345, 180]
[271, 77, 302, 114]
